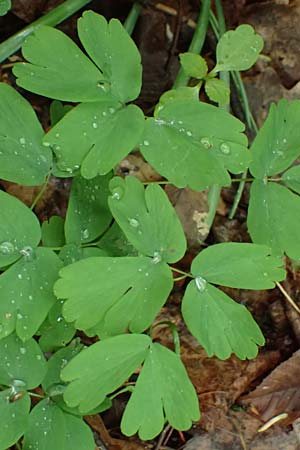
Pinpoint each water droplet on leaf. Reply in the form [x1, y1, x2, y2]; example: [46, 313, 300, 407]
[195, 276, 207, 292]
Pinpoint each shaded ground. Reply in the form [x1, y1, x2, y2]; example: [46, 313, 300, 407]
[2, 0, 300, 449]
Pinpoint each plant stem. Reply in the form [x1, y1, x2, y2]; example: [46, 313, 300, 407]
[31, 172, 51, 210]
[276, 282, 300, 315]
[173, 0, 211, 88]
[124, 2, 142, 35]
[171, 267, 193, 278]
[29, 391, 46, 399]
[16, 442, 22, 450]
[0, 0, 93, 63]
[151, 321, 181, 355]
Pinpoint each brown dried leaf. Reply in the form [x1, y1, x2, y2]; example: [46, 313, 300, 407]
[241, 350, 300, 424]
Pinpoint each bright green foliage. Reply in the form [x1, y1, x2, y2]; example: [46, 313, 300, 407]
[282, 165, 300, 194]
[58, 243, 107, 266]
[23, 399, 95, 450]
[0, 83, 52, 185]
[121, 342, 200, 440]
[42, 216, 65, 248]
[193, 243, 285, 289]
[0, 248, 62, 341]
[249, 100, 300, 178]
[54, 256, 173, 335]
[0, 0, 11, 16]
[179, 53, 208, 79]
[50, 100, 73, 126]
[65, 174, 112, 244]
[0, 190, 41, 269]
[204, 77, 230, 105]
[0, 333, 46, 389]
[155, 87, 200, 113]
[61, 334, 151, 413]
[97, 221, 138, 256]
[215, 24, 264, 72]
[182, 283, 264, 360]
[44, 101, 144, 178]
[0, 390, 30, 450]
[182, 243, 284, 359]
[108, 176, 187, 262]
[140, 100, 250, 191]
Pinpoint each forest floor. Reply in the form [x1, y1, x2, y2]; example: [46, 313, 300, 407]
[2, 1, 300, 449]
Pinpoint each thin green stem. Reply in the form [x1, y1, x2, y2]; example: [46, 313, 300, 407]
[151, 321, 181, 355]
[29, 392, 46, 399]
[109, 385, 134, 400]
[142, 180, 171, 185]
[171, 267, 193, 278]
[174, 0, 211, 88]
[124, 2, 142, 35]
[0, 0, 93, 63]
[31, 172, 51, 210]
[174, 275, 187, 281]
[16, 442, 22, 450]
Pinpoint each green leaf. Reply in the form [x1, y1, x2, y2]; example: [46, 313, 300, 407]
[182, 282, 264, 360]
[0, 0, 11, 16]
[191, 243, 285, 289]
[0, 248, 63, 341]
[215, 24, 264, 72]
[0, 390, 30, 450]
[38, 302, 76, 352]
[0, 190, 41, 268]
[78, 11, 142, 103]
[61, 334, 151, 413]
[121, 343, 199, 440]
[282, 165, 300, 194]
[97, 222, 138, 256]
[0, 83, 51, 186]
[13, 26, 111, 103]
[108, 176, 186, 263]
[65, 174, 112, 244]
[250, 100, 300, 178]
[248, 180, 300, 259]
[43, 102, 144, 178]
[204, 78, 230, 105]
[50, 100, 73, 127]
[41, 216, 65, 247]
[54, 256, 173, 335]
[140, 101, 249, 191]
[58, 243, 107, 266]
[155, 87, 200, 115]
[23, 399, 95, 450]
[0, 333, 46, 389]
[179, 53, 208, 79]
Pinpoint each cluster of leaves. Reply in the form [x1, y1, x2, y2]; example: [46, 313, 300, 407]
[0, 8, 298, 449]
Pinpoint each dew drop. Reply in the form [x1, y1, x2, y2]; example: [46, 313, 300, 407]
[92, 122, 98, 129]
[109, 107, 115, 114]
[152, 251, 162, 264]
[143, 140, 150, 146]
[129, 218, 139, 228]
[111, 187, 124, 200]
[0, 241, 15, 255]
[195, 276, 207, 292]
[200, 137, 212, 149]
[19, 137, 26, 145]
[220, 142, 231, 154]
[81, 228, 89, 239]
[20, 347, 26, 355]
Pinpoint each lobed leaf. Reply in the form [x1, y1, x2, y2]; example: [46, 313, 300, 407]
[108, 176, 186, 263]
[0, 83, 52, 185]
[248, 180, 300, 259]
[204, 77, 230, 106]
[41, 216, 65, 248]
[282, 165, 300, 194]
[0, 190, 41, 268]
[140, 100, 249, 191]
[250, 100, 300, 178]
[0, 248, 63, 341]
[121, 343, 200, 440]
[44, 102, 144, 178]
[54, 256, 173, 335]
[191, 242, 285, 289]
[61, 334, 151, 413]
[179, 53, 208, 79]
[215, 24, 263, 72]
[182, 281, 265, 360]
[0, 390, 30, 450]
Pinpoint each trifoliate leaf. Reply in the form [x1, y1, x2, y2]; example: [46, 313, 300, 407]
[0, 83, 52, 185]
[78, 11, 142, 103]
[65, 174, 112, 244]
[215, 24, 264, 72]
[0, 389, 30, 450]
[0, 0, 11, 16]
[282, 165, 300, 194]
[13, 26, 112, 103]
[43, 101, 144, 178]
[182, 281, 265, 360]
[192, 243, 285, 289]
[54, 256, 173, 335]
[0, 190, 41, 268]
[0, 248, 63, 341]
[23, 399, 95, 450]
[179, 53, 208, 79]
[248, 180, 300, 259]
[0, 333, 46, 389]
[38, 302, 76, 352]
[108, 176, 186, 263]
[41, 216, 65, 247]
[61, 334, 151, 413]
[121, 342, 199, 440]
[140, 100, 249, 191]
[204, 78, 230, 105]
[250, 100, 300, 178]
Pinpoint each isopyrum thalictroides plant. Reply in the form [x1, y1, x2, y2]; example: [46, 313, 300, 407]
[0, 7, 299, 448]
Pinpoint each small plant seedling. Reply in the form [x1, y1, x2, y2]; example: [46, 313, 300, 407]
[0, 7, 299, 449]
